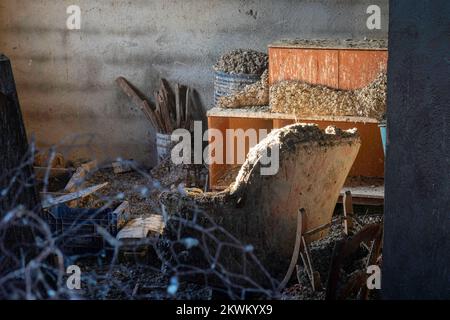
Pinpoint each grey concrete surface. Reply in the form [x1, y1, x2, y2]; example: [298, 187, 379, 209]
[0, 0, 388, 165]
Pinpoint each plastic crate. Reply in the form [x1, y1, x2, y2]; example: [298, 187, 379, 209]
[44, 204, 126, 253]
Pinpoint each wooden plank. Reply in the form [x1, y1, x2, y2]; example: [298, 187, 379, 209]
[116, 77, 160, 131]
[64, 160, 97, 193]
[160, 79, 176, 127]
[175, 84, 187, 128]
[155, 90, 172, 133]
[207, 107, 379, 123]
[116, 215, 165, 240]
[184, 87, 192, 130]
[116, 77, 144, 109]
[113, 201, 131, 229]
[343, 191, 354, 235]
[112, 161, 133, 174]
[42, 183, 108, 209]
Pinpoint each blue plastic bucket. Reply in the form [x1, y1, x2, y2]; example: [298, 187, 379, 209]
[379, 122, 387, 155]
[214, 71, 261, 106]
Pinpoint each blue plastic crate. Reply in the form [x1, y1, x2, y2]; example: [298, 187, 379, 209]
[44, 204, 125, 253]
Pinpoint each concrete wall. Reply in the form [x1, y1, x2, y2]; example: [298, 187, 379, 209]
[0, 0, 388, 166]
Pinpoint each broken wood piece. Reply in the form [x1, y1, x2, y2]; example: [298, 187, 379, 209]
[155, 89, 174, 133]
[81, 160, 98, 172]
[112, 160, 133, 174]
[116, 77, 160, 132]
[64, 160, 97, 193]
[160, 79, 176, 126]
[42, 183, 109, 209]
[175, 84, 187, 128]
[184, 87, 192, 130]
[64, 166, 86, 193]
[155, 91, 171, 133]
[116, 77, 147, 110]
[142, 100, 162, 132]
[343, 190, 354, 235]
[113, 201, 131, 229]
[326, 223, 383, 300]
[116, 215, 165, 240]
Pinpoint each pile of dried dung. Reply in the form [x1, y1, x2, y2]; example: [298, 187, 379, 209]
[217, 70, 270, 108]
[270, 71, 387, 120]
[214, 49, 268, 75]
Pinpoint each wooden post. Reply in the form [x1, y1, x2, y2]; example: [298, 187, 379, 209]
[343, 190, 354, 235]
[0, 54, 41, 215]
[383, 0, 450, 299]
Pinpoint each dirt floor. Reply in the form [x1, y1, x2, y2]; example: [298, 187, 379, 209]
[40, 164, 383, 300]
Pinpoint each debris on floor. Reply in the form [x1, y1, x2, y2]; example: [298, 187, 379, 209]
[281, 213, 383, 300]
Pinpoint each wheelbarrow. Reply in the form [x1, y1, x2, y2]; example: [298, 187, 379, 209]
[160, 123, 361, 290]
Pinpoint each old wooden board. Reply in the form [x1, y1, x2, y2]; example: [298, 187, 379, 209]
[207, 107, 379, 123]
[42, 183, 108, 209]
[116, 215, 165, 240]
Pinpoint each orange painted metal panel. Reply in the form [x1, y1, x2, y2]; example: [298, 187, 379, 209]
[269, 48, 339, 87]
[272, 118, 384, 177]
[269, 47, 388, 90]
[208, 116, 273, 189]
[338, 50, 388, 89]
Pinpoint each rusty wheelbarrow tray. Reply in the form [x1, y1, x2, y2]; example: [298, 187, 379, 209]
[161, 123, 361, 289]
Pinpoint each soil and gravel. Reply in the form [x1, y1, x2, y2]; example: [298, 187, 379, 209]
[214, 49, 268, 75]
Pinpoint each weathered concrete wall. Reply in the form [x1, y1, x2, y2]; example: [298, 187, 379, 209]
[0, 0, 388, 166]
